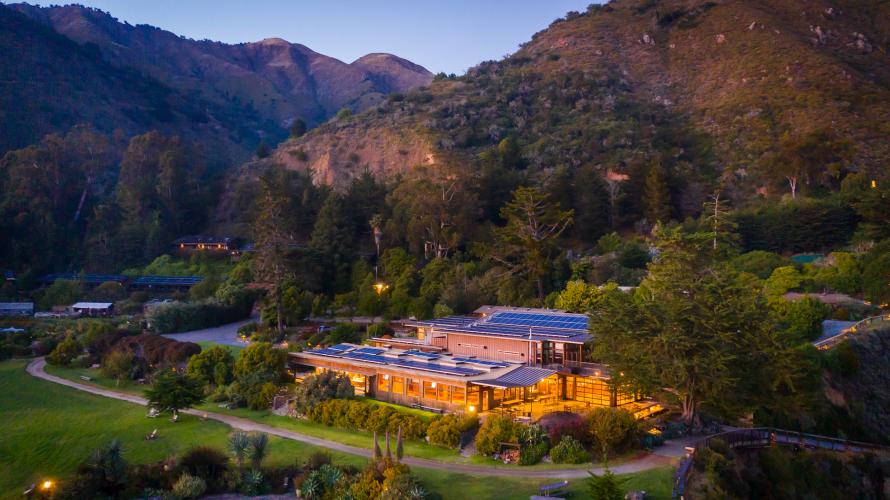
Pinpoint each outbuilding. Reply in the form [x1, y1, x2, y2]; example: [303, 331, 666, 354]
[71, 302, 114, 317]
[0, 302, 34, 317]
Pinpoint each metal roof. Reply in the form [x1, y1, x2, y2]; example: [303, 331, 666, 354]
[474, 366, 556, 388]
[71, 302, 113, 309]
[0, 302, 33, 310]
[42, 273, 127, 284]
[133, 276, 203, 286]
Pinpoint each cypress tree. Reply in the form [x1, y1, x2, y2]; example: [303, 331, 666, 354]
[643, 162, 672, 223]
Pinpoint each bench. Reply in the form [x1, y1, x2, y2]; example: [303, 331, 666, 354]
[411, 403, 444, 414]
[538, 480, 569, 497]
[79, 375, 92, 381]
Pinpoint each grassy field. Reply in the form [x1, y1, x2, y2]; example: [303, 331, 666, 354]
[44, 363, 644, 469]
[4, 359, 674, 499]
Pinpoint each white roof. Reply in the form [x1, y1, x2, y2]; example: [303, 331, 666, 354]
[71, 302, 113, 309]
[0, 302, 33, 310]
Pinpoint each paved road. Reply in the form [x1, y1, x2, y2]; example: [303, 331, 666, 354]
[26, 358, 681, 479]
[161, 318, 255, 347]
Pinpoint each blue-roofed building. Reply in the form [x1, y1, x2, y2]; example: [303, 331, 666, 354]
[291, 306, 657, 418]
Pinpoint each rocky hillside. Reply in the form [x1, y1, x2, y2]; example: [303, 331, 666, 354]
[269, 0, 890, 203]
[9, 3, 433, 130]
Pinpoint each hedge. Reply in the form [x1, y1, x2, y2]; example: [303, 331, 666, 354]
[307, 399, 428, 440]
[149, 295, 254, 334]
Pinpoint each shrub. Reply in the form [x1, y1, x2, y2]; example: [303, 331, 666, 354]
[550, 435, 589, 464]
[112, 333, 200, 368]
[519, 440, 549, 465]
[178, 446, 229, 492]
[246, 382, 279, 410]
[427, 415, 462, 448]
[47, 334, 81, 366]
[539, 411, 588, 444]
[292, 371, 354, 414]
[588, 407, 639, 461]
[307, 399, 429, 440]
[39, 279, 82, 309]
[475, 414, 521, 456]
[186, 345, 235, 387]
[100, 348, 135, 385]
[149, 293, 254, 334]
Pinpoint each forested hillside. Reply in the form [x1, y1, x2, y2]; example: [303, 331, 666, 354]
[266, 0, 890, 221]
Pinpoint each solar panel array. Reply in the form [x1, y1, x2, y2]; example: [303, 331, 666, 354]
[308, 345, 488, 377]
[402, 349, 441, 360]
[414, 311, 591, 343]
[487, 311, 588, 330]
[133, 276, 204, 286]
[452, 357, 510, 367]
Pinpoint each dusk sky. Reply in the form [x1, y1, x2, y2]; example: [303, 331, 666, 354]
[13, 0, 596, 74]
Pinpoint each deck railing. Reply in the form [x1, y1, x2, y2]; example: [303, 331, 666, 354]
[814, 314, 890, 350]
[672, 427, 890, 499]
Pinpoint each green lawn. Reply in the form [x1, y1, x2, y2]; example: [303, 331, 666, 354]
[44, 363, 641, 470]
[195, 340, 245, 355]
[2, 359, 674, 499]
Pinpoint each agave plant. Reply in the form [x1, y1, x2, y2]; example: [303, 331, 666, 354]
[240, 469, 265, 496]
[299, 473, 323, 499]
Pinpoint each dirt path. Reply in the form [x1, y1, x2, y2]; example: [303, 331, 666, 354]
[160, 318, 255, 346]
[26, 358, 678, 479]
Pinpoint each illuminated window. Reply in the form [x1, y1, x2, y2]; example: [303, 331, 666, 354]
[407, 379, 420, 397]
[451, 386, 466, 405]
[423, 381, 437, 400]
[437, 384, 451, 402]
[573, 377, 611, 406]
[377, 375, 389, 392]
[467, 386, 480, 405]
[391, 376, 405, 395]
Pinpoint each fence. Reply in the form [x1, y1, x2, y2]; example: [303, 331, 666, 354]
[672, 427, 890, 499]
[814, 314, 890, 350]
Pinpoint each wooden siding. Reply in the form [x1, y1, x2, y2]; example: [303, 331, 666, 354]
[446, 333, 534, 364]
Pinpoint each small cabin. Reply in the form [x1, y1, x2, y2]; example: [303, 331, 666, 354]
[71, 302, 114, 317]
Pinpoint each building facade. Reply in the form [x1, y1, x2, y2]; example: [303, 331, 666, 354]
[290, 307, 661, 419]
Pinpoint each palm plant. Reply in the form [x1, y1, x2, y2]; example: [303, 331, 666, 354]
[248, 432, 269, 470]
[228, 431, 250, 473]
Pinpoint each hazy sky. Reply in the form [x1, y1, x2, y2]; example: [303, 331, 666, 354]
[13, 1, 596, 74]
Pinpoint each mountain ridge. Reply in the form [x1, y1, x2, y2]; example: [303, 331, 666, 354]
[8, 2, 434, 129]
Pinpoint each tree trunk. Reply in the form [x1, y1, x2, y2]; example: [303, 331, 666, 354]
[276, 287, 285, 340]
[787, 176, 798, 199]
[536, 277, 545, 301]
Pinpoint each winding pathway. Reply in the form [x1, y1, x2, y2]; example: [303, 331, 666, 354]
[26, 357, 680, 479]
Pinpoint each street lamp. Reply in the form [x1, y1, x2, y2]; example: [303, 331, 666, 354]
[373, 282, 389, 295]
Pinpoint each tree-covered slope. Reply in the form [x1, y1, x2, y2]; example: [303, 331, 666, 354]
[0, 5, 267, 165]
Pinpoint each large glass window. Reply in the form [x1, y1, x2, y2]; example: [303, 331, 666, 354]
[391, 376, 405, 395]
[423, 381, 437, 400]
[437, 384, 451, 402]
[377, 374, 390, 393]
[407, 378, 420, 397]
[573, 376, 611, 406]
[467, 386, 480, 406]
[451, 386, 466, 405]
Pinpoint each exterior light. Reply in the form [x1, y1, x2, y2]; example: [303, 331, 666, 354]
[41, 480, 54, 491]
[373, 282, 389, 295]
[468, 405, 476, 413]
[871, 180, 877, 189]
[383, 374, 389, 380]
[430, 382, 437, 388]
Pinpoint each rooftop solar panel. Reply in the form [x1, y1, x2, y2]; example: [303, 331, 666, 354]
[308, 348, 486, 376]
[452, 357, 510, 367]
[353, 347, 385, 355]
[327, 344, 352, 352]
[403, 349, 440, 359]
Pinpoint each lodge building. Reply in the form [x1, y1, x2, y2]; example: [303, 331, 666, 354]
[290, 307, 662, 419]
